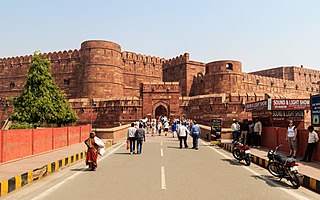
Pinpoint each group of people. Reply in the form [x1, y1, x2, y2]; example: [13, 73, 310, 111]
[173, 119, 201, 150]
[126, 117, 201, 152]
[127, 122, 146, 155]
[286, 120, 319, 162]
[231, 118, 262, 148]
[84, 117, 319, 171]
[231, 118, 319, 162]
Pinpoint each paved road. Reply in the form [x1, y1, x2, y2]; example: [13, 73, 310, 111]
[2, 133, 319, 200]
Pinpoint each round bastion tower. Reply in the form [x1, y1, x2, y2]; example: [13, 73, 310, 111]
[205, 60, 242, 93]
[78, 40, 124, 98]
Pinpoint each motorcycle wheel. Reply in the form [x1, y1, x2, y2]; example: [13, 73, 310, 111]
[289, 172, 301, 189]
[245, 155, 251, 166]
[232, 148, 241, 160]
[267, 162, 282, 177]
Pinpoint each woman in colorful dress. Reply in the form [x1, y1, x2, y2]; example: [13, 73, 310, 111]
[85, 131, 99, 171]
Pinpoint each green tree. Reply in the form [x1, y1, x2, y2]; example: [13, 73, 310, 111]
[9, 51, 78, 128]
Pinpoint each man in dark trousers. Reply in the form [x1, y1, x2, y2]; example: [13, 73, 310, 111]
[177, 121, 190, 148]
[135, 124, 146, 154]
[190, 120, 201, 150]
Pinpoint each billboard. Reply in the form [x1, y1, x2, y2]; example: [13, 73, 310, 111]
[271, 99, 310, 110]
[311, 94, 320, 127]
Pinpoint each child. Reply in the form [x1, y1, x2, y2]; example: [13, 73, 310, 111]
[301, 125, 319, 162]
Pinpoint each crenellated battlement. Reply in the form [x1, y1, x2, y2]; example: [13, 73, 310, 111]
[142, 82, 180, 93]
[163, 53, 189, 69]
[0, 49, 80, 69]
[43, 49, 80, 61]
[243, 72, 319, 93]
[121, 51, 164, 65]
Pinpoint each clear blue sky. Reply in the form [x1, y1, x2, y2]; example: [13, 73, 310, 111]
[1, 0, 319, 72]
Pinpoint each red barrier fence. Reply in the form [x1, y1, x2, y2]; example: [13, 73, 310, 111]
[0, 124, 91, 163]
[262, 127, 320, 162]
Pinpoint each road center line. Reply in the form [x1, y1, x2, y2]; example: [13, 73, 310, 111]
[161, 142, 163, 146]
[30, 142, 125, 200]
[160, 148, 164, 157]
[161, 166, 166, 190]
[202, 141, 309, 200]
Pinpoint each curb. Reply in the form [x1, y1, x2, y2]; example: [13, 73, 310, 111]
[0, 140, 113, 197]
[219, 143, 320, 194]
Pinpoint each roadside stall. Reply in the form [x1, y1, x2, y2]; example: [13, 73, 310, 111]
[246, 99, 310, 129]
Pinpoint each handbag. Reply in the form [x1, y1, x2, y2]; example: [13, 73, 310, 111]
[126, 139, 130, 150]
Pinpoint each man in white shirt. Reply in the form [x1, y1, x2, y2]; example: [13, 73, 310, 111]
[127, 123, 137, 154]
[177, 122, 190, 148]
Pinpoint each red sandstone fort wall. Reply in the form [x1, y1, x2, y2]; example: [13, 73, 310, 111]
[70, 98, 142, 128]
[0, 50, 81, 99]
[163, 53, 205, 96]
[242, 73, 319, 98]
[250, 66, 320, 85]
[1, 40, 320, 128]
[141, 82, 180, 118]
[122, 51, 163, 97]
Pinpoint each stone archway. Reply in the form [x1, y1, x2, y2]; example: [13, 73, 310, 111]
[155, 105, 168, 118]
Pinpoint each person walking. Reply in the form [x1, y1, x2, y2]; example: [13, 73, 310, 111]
[84, 131, 104, 171]
[151, 119, 156, 137]
[301, 125, 319, 162]
[157, 121, 162, 136]
[286, 120, 297, 158]
[190, 120, 201, 150]
[177, 122, 189, 148]
[253, 118, 262, 148]
[135, 124, 146, 154]
[164, 120, 169, 136]
[127, 123, 137, 154]
[171, 122, 177, 138]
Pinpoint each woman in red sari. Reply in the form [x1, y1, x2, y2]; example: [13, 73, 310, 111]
[85, 132, 99, 171]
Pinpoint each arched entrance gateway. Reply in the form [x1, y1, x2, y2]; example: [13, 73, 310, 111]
[154, 105, 168, 118]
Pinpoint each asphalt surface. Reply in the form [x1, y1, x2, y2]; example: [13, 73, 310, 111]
[2, 133, 319, 200]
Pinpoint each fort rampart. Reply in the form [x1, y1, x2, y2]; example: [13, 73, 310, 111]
[0, 40, 320, 128]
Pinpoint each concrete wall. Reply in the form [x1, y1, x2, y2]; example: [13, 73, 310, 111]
[0, 124, 91, 163]
[199, 124, 232, 140]
[261, 127, 320, 161]
[94, 124, 130, 143]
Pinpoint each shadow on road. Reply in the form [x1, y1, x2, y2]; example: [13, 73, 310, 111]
[70, 168, 92, 172]
[221, 158, 243, 166]
[251, 175, 293, 189]
[166, 146, 182, 149]
[114, 152, 131, 155]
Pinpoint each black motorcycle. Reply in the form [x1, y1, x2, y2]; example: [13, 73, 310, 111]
[232, 141, 252, 166]
[267, 144, 302, 188]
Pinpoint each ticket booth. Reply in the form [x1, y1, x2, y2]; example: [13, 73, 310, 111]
[246, 99, 310, 129]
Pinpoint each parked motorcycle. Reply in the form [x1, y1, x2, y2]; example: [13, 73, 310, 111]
[232, 141, 252, 166]
[267, 144, 302, 188]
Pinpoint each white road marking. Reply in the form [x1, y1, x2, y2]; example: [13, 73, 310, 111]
[30, 142, 125, 200]
[202, 141, 309, 200]
[161, 166, 166, 190]
[161, 148, 164, 157]
[161, 142, 163, 146]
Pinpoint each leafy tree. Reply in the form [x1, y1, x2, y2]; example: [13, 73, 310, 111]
[9, 51, 77, 128]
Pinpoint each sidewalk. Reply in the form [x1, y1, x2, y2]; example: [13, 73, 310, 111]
[219, 139, 320, 194]
[0, 139, 113, 197]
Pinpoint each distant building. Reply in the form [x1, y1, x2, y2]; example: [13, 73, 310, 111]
[0, 40, 319, 128]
